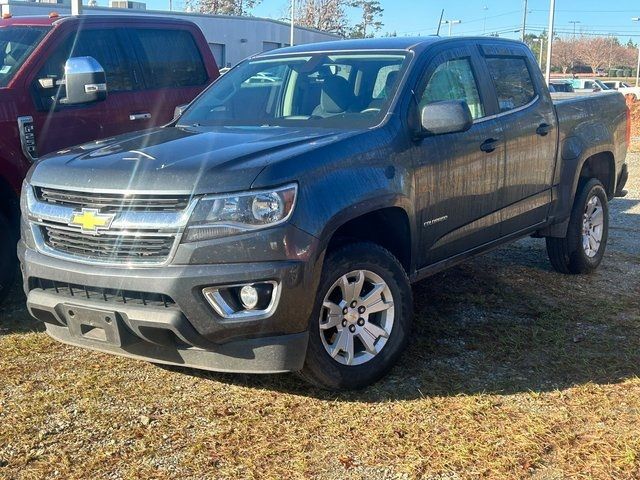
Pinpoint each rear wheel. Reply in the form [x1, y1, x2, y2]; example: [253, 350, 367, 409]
[546, 178, 609, 274]
[0, 212, 18, 303]
[299, 242, 412, 390]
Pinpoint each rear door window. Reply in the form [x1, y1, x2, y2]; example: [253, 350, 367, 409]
[485, 57, 536, 112]
[131, 28, 207, 89]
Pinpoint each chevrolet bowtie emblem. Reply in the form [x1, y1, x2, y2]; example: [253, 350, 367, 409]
[69, 208, 115, 234]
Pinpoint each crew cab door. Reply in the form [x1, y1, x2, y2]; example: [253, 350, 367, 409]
[29, 27, 142, 156]
[123, 26, 213, 129]
[412, 45, 505, 267]
[480, 44, 558, 234]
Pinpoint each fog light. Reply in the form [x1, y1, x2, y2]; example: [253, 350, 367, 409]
[240, 285, 259, 310]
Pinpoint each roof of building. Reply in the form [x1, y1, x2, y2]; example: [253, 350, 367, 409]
[1, 14, 199, 27]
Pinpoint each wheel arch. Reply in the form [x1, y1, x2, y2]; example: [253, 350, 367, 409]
[319, 203, 415, 275]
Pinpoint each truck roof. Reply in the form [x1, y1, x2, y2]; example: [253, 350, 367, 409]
[261, 36, 527, 57]
[0, 14, 197, 28]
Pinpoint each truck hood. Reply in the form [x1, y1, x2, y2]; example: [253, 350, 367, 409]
[28, 126, 357, 194]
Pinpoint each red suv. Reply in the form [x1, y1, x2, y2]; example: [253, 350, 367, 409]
[0, 14, 219, 298]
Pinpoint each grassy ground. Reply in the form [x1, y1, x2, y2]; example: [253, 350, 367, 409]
[1, 155, 639, 480]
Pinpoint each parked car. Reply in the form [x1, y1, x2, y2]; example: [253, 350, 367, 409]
[603, 81, 640, 100]
[20, 37, 629, 390]
[569, 78, 611, 93]
[549, 80, 574, 93]
[0, 14, 219, 299]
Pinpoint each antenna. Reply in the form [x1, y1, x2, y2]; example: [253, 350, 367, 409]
[436, 9, 444, 36]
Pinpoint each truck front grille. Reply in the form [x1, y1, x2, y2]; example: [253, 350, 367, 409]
[42, 226, 175, 262]
[36, 187, 191, 212]
[30, 277, 176, 308]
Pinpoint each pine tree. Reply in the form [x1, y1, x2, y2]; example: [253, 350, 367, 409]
[349, 0, 383, 39]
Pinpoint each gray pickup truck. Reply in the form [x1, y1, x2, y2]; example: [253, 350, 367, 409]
[19, 37, 629, 390]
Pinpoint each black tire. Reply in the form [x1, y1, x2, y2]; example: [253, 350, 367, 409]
[546, 178, 609, 274]
[0, 212, 18, 304]
[299, 242, 413, 390]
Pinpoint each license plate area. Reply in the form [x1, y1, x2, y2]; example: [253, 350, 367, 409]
[64, 305, 130, 347]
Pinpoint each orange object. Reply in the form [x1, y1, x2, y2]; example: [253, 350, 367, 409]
[49, 11, 59, 18]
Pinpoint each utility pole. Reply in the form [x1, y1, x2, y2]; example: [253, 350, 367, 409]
[441, 19, 461, 37]
[568, 20, 580, 37]
[521, 0, 528, 42]
[290, 0, 295, 46]
[634, 18, 640, 87]
[545, 0, 556, 84]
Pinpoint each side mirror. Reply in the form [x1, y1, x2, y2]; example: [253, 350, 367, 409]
[62, 57, 107, 105]
[419, 100, 473, 136]
[173, 104, 188, 120]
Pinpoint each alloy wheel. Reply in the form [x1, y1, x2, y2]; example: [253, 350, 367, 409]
[319, 270, 394, 366]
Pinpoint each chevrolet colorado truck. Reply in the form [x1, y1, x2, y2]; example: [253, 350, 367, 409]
[0, 14, 219, 300]
[19, 37, 630, 390]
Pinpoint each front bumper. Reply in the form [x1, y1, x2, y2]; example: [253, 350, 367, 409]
[19, 236, 320, 373]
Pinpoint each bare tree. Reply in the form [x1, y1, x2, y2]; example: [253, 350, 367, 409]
[350, 0, 383, 39]
[551, 38, 581, 74]
[295, 0, 350, 36]
[186, 0, 261, 16]
[576, 37, 614, 74]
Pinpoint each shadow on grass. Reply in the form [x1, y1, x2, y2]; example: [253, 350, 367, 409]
[171, 197, 640, 401]
[0, 276, 43, 336]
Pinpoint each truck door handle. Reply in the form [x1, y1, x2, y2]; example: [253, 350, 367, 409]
[129, 113, 152, 121]
[536, 123, 551, 136]
[480, 138, 499, 153]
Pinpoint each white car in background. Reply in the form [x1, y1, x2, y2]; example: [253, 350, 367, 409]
[603, 81, 640, 100]
[569, 78, 611, 93]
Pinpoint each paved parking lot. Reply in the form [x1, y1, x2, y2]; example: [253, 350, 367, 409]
[1, 154, 638, 480]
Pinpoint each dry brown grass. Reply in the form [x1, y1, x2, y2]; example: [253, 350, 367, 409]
[1, 156, 639, 480]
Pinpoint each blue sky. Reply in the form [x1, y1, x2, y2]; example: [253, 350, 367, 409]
[132, 0, 640, 42]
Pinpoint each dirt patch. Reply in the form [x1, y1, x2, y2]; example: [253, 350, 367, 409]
[626, 95, 640, 152]
[1, 156, 639, 480]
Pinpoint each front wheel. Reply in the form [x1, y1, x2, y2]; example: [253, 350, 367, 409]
[299, 242, 413, 390]
[546, 178, 609, 274]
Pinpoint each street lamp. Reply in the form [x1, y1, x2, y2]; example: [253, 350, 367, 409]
[634, 17, 640, 87]
[533, 37, 544, 66]
[441, 19, 461, 37]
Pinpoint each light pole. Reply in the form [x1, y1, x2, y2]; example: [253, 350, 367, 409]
[545, 0, 556, 84]
[634, 18, 640, 87]
[441, 19, 461, 37]
[483, 6, 488, 35]
[533, 37, 544, 66]
[290, 0, 295, 46]
[521, 0, 528, 41]
[568, 20, 580, 37]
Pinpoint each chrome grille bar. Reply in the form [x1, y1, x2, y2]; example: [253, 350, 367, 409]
[36, 187, 191, 211]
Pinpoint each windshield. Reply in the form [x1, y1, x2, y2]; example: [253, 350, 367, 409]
[0, 26, 49, 88]
[179, 52, 410, 129]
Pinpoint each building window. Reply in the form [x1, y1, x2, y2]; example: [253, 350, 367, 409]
[262, 41, 280, 52]
[209, 43, 226, 68]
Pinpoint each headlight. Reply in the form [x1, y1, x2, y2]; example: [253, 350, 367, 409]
[184, 184, 297, 242]
[20, 180, 30, 219]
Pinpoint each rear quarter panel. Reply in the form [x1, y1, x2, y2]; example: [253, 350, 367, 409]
[551, 91, 627, 218]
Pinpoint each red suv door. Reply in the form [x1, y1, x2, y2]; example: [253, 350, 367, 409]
[123, 26, 213, 130]
[29, 26, 143, 156]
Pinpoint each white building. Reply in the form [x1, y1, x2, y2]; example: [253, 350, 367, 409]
[0, 0, 341, 67]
